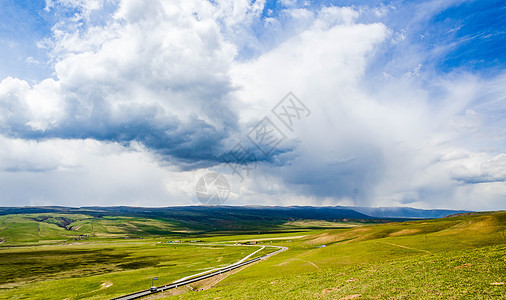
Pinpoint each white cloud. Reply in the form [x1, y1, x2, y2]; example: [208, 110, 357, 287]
[0, 136, 200, 206]
[0, 1, 504, 210]
[280, 0, 297, 8]
[219, 4, 506, 210]
[449, 154, 506, 184]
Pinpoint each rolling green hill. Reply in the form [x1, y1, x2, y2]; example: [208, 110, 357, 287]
[173, 211, 506, 299]
[0, 206, 384, 245]
[0, 213, 186, 244]
[0, 209, 504, 299]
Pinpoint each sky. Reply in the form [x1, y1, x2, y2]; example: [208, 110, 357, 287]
[0, 0, 505, 210]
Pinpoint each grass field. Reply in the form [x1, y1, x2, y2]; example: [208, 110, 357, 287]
[0, 211, 505, 299]
[0, 212, 348, 299]
[0, 213, 188, 245]
[0, 212, 356, 245]
[171, 211, 506, 299]
[178, 244, 506, 299]
[0, 241, 263, 299]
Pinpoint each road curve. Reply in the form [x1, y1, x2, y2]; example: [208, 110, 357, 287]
[111, 245, 287, 300]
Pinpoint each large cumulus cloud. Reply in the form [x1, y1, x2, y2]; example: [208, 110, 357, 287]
[0, 0, 505, 209]
[0, 0, 243, 167]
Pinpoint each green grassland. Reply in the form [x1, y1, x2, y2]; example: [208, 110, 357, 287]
[172, 211, 506, 299]
[0, 211, 505, 299]
[0, 212, 354, 299]
[0, 206, 377, 236]
[0, 213, 188, 245]
[0, 242, 261, 299]
[0, 213, 356, 245]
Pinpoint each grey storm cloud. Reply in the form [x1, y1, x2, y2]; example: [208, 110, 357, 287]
[0, 0, 289, 169]
[0, 79, 237, 168]
[0, 0, 505, 210]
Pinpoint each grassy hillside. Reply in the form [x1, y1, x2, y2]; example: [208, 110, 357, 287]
[0, 211, 371, 245]
[0, 213, 187, 244]
[0, 210, 360, 299]
[0, 206, 381, 235]
[0, 210, 504, 299]
[171, 211, 506, 299]
[0, 241, 264, 300]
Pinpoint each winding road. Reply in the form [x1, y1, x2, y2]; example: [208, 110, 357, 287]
[111, 244, 287, 300]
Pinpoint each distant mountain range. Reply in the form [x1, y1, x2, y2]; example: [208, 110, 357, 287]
[0, 205, 469, 221]
[345, 206, 470, 219]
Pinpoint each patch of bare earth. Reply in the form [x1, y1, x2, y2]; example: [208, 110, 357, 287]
[142, 286, 193, 299]
[389, 229, 421, 237]
[321, 288, 340, 295]
[340, 294, 361, 299]
[308, 228, 369, 245]
[189, 263, 258, 292]
[454, 263, 472, 269]
[142, 262, 260, 299]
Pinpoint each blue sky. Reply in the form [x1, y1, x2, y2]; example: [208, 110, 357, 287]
[0, 0, 50, 80]
[0, 0, 505, 209]
[4, 1, 506, 78]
